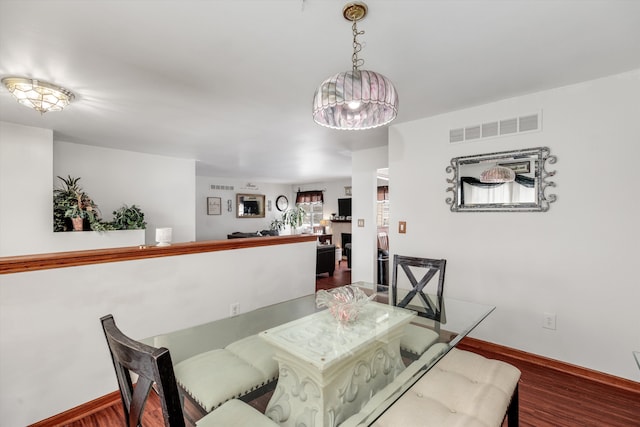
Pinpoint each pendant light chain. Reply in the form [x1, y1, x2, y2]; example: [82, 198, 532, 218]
[351, 20, 365, 73]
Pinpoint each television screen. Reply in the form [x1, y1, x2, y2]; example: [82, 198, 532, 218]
[338, 198, 352, 218]
[243, 200, 259, 215]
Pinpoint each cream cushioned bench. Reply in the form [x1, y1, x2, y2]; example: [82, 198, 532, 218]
[373, 348, 521, 427]
[196, 399, 279, 427]
[175, 334, 278, 413]
[400, 323, 440, 357]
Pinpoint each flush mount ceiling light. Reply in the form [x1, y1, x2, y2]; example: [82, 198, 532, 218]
[312, 1, 398, 130]
[480, 165, 516, 183]
[2, 77, 75, 114]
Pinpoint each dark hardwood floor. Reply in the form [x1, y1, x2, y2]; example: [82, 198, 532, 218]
[315, 259, 352, 290]
[61, 262, 640, 427]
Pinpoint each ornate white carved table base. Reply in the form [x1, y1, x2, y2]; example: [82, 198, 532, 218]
[260, 302, 415, 427]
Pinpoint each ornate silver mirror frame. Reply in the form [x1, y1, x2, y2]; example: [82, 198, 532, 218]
[446, 146, 557, 212]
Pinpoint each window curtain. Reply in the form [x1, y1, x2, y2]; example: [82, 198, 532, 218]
[296, 190, 324, 204]
[377, 186, 389, 201]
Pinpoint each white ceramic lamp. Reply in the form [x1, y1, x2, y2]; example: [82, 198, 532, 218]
[155, 227, 172, 246]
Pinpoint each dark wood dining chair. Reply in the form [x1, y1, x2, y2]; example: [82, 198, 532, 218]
[391, 255, 446, 320]
[101, 314, 279, 427]
[101, 314, 186, 427]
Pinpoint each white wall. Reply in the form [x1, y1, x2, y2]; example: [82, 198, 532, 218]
[195, 176, 292, 241]
[196, 177, 354, 244]
[54, 141, 196, 245]
[0, 123, 146, 255]
[0, 124, 195, 255]
[0, 240, 316, 426]
[351, 146, 388, 283]
[0, 122, 53, 256]
[389, 70, 640, 381]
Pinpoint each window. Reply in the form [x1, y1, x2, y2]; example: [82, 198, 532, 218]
[296, 190, 324, 231]
[299, 202, 324, 229]
[377, 186, 389, 227]
[377, 201, 389, 227]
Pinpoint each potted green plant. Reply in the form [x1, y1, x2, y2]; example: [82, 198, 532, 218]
[282, 206, 306, 233]
[112, 204, 146, 230]
[269, 218, 285, 235]
[53, 176, 101, 231]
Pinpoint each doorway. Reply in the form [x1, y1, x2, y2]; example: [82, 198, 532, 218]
[377, 168, 390, 285]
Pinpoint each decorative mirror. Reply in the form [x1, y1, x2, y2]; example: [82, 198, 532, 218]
[236, 194, 266, 218]
[446, 147, 557, 212]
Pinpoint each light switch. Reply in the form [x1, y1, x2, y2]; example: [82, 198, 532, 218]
[399, 221, 406, 234]
[357, 219, 365, 227]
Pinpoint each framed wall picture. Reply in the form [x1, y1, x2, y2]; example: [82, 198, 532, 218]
[236, 194, 266, 218]
[207, 197, 222, 215]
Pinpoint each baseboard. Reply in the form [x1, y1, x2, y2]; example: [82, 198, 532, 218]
[27, 390, 120, 427]
[29, 338, 640, 425]
[458, 337, 640, 395]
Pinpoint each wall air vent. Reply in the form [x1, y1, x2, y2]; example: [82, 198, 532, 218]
[449, 128, 464, 143]
[464, 125, 481, 140]
[482, 122, 498, 138]
[519, 114, 539, 132]
[449, 112, 541, 143]
[210, 184, 234, 191]
[500, 118, 518, 135]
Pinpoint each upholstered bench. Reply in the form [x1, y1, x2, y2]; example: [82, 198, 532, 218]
[196, 399, 279, 427]
[373, 348, 521, 427]
[400, 323, 440, 359]
[175, 335, 278, 414]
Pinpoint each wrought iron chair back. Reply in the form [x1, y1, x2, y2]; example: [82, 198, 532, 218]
[391, 255, 446, 320]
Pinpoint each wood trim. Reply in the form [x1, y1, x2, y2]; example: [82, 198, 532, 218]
[0, 235, 317, 275]
[458, 337, 640, 395]
[27, 390, 121, 427]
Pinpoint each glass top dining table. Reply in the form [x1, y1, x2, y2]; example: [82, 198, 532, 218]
[143, 282, 495, 426]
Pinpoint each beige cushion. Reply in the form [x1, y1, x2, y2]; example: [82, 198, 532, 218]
[226, 335, 279, 381]
[373, 348, 521, 427]
[174, 349, 267, 412]
[437, 348, 521, 396]
[400, 323, 440, 356]
[197, 399, 279, 427]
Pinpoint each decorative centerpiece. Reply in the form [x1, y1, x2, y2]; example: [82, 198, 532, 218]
[316, 285, 374, 324]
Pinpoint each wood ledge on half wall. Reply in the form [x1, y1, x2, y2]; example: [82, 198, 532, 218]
[0, 234, 317, 275]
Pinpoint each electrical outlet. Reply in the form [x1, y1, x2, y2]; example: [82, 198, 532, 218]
[230, 302, 240, 316]
[357, 219, 365, 227]
[543, 312, 556, 330]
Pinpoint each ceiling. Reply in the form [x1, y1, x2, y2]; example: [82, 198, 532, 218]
[1, 1, 639, 184]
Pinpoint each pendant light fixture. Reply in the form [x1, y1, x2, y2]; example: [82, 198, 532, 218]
[2, 77, 75, 114]
[480, 165, 516, 183]
[312, 2, 398, 130]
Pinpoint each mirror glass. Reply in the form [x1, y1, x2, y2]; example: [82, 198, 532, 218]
[236, 194, 266, 218]
[446, 147, 557, 212]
